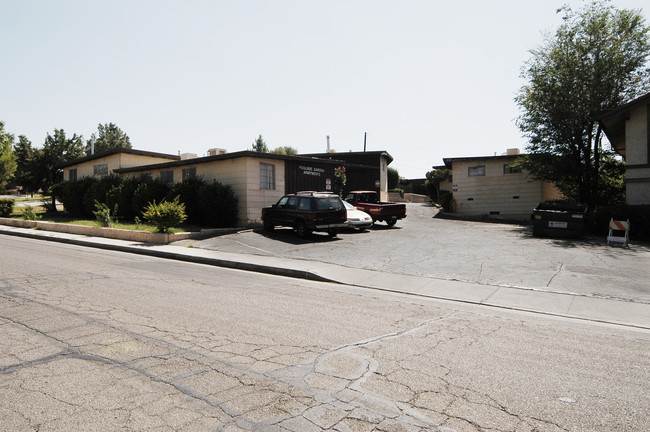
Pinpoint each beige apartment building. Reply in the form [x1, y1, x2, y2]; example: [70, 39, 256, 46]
[443, 149, 561, 221]
[60, 148, 391, 226]
[599, 92, 650, 205]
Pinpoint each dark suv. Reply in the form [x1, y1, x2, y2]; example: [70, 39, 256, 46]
[262, 192, 348, 238]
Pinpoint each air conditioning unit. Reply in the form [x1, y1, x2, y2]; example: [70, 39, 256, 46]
[208, 148, 227, 156]
[180, 153, 197, 160]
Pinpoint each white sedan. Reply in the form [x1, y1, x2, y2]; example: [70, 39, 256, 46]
[343, 200, 373, 230]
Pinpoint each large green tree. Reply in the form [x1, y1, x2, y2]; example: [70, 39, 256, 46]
[515, 0, 650, 206]
[13, 135, 41, 196]
[41, 129, 85, 210]
[0, 121, 17, 192]
[270, 146, 298, 155]
[250, 135, 269, 153]
[86, 122, 132, 155]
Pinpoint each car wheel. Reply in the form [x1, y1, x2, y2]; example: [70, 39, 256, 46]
[263, 218, 274, 232]
[386, 219, 397, 227]
[296, 221, 310, 238]
[328, 230, 338, 238]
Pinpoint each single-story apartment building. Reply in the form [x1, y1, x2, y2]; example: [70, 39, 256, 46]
[443, 149, 561, 220]
[59, 148, 393, 226]
[599, 92, 650, 205]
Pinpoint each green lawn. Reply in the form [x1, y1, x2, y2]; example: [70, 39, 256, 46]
[10, 208, 198, 234]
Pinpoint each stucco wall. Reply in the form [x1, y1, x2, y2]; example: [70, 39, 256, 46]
[451, 159, 544, 219]
[122, 157, 285, 226]
[63, 154, 176, 180]
[625, 104, 648, 166]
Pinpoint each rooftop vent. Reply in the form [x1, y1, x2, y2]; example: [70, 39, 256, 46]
[180, 153, 198, 160]
[208, 148, 227, 156]
[506, 148, 520, 155]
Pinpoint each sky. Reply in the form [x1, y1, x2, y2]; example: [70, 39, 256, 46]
[1, 0, 648, 179]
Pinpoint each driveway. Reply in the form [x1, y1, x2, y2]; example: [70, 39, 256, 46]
[191, 203, 650, 304]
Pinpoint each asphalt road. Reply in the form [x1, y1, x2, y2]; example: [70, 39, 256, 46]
[190, 203, 650, 304]
[1, 235, 649, 431]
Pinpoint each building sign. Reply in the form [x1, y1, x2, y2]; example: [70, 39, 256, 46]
[452, 184, 458, 192]
[325, 178, 332, 190]
[299, 165, 325, 176]
[375, 180, 380, 188]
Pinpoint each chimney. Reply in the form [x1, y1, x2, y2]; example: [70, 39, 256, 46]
[506, 148, 520, 155]
[326, 135, 330, 153]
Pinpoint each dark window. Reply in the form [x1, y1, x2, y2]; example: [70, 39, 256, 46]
[182, 167, 196, 181]
[276, 196, 289, 208]
[69, 169, 77, 182]
[260, 163, 275, 190]
[160, 170, 174, 185]
[503, 164, 522, 174]
[316, 197, 344, 210]
[93, 163, 108, 177]
[298, 198, 312, 210]
[468, 165, 485, 177]
[286, 196, 299, 209]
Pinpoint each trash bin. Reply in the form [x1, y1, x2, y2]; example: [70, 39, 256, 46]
[532, 201, 588, 238]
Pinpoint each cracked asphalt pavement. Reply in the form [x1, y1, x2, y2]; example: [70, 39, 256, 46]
[190, 204, 650, 304]
[2, 234, 649, 431]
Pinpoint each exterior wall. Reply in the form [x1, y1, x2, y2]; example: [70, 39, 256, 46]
[379, 155, 389, 202]
[451, 158, 544, 220]
[624, 104, 650, 205]
[122, 157, 286, 226]
[63, 153, 177, 180]
[625, 104, 648, 166]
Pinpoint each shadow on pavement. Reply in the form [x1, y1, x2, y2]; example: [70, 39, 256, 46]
[255, 228, 342, 244]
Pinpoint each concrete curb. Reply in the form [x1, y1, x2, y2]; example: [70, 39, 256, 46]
[2, 225, 648, 331]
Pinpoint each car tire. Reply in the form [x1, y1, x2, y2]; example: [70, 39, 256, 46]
[296, 221, 310, 238]
[263, 218, 274, 232]
[328, 230, 338, 238]
[386, 219, 397, 227]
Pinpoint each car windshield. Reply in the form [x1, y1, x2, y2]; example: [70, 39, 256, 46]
[316, 197, 344, 211]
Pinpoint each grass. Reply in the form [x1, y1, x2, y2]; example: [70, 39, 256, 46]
[9, 208, 199, 234]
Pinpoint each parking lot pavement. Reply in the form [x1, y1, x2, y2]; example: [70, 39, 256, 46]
[192, 203, 650, 305]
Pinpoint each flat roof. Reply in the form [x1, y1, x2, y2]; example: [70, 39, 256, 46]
[59, 148, 179, 168]
[113, 150, 349, 173]
[442, 154, 519, 169]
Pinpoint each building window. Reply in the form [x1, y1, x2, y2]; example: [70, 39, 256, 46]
[160, 170, 174, 185]
[503, 163, 522, 174]
[93, 163, 108, 177]
[468, 165, 485, 177]
[260, 163, 275, 190]
[182, 167, 196, 181]
[69, 169, 77, 182]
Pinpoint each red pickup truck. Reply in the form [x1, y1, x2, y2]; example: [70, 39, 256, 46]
[344, 191, 406, 226]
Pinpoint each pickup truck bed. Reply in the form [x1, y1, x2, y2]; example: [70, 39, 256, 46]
[344, 191, 407, 226]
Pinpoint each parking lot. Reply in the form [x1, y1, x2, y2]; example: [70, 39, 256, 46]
[192, 203, 650, 304]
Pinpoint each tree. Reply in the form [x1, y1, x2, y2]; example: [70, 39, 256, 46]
[270, 146, 298, 155]
[425, 168, 450, 203]
[41, 129, 85, 210]
[0, 121, 17, 192]
[515, 1, 650, 207]
[86, 122, 132, 155]
[251, 135, 269, 153]
[387, 167, 400, 190]
[13, 135, 41, 195]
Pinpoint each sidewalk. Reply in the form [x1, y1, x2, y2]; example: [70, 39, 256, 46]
[1, 224, 648, 331]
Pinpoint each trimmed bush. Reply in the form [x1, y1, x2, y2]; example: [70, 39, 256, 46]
[131, 180, 170, 218]
[52, 177, 97, 217]
[21, 206, 41, 220]
[143, 197, 187, 232]
[0, 198, 14, 217]
[198, 181, 239, 227]
[83, 175, 121, 216]
[93, 201, 118, 227]
[167, 177, 204, 225]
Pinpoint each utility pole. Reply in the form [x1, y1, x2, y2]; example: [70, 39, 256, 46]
[363, 132, 367, 152]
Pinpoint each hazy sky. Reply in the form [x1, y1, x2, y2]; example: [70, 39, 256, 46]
[1, 0, 648, 179]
